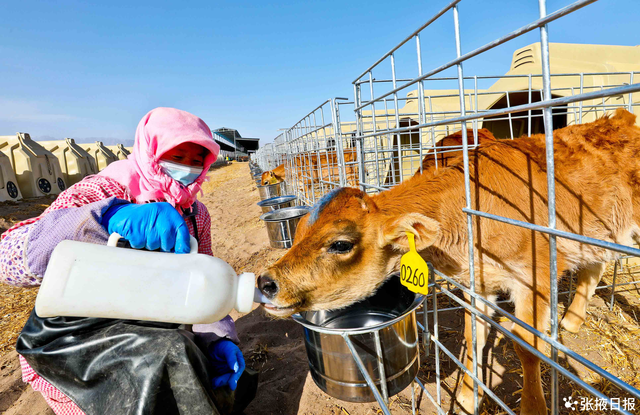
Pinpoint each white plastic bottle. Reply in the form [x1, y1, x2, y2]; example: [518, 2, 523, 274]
[35, 233, 261, 324]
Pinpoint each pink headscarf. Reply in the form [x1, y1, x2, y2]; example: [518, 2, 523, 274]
[99, 107, 220, 211]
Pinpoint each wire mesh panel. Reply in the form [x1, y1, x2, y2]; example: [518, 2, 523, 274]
[255, 3, 640, 413]
[272, 134, 287, 168]
[353, 72, 640, 194]
[273, 99, 354, 205]
[346, 1, 640, 415]
[255, 143, 274, 171]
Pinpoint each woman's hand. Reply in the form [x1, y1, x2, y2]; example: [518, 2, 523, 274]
[209, 340, 246, 391]
[101, 202, 191, 253]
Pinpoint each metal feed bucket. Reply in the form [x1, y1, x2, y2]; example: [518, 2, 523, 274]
[257, 181, 286, 200]
[257, 195, 297, 214]
[293, 276, 422, 403]
[260, 206, 310, 249]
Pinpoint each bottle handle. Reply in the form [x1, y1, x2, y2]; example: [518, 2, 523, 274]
[107, 232, 199, 254]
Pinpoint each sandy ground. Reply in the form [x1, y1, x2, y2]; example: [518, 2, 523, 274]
[1, 162, 639, 415]
[0, 196, 60, 415]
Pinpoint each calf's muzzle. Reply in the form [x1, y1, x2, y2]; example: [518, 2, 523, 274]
[258, 273, 279, 299]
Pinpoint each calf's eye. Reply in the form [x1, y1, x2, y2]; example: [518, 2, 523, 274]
[329, 241, 354, 254]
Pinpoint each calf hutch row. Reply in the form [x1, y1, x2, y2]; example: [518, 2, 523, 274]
[0, 132, 131, 201]
[251, 1, 640, 415]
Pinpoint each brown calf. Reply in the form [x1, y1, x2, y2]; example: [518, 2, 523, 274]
[261, 148, 360, 190]
[261, 163, 287, 186]
[416, 128, 496, 176]
[286, 148, 361, 195]
[258, 109, 640, 415]
[313, 147, 359, 186]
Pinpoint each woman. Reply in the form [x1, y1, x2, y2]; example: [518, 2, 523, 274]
[0, 107, 249, 415]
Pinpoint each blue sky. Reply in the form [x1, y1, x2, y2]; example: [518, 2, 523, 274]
[0, 0, 637, 145]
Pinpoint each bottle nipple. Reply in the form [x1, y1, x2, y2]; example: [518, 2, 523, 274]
[253, 287, 272, 304]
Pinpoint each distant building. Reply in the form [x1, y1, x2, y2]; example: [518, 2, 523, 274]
[211, 128, 259, 160]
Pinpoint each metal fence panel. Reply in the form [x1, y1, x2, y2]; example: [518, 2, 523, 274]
[254, 1, 640, 413]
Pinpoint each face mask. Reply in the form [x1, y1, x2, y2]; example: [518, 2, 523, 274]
[158, 160, 204, 186]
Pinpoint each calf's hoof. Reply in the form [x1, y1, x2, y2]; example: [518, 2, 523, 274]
[560, 315, 583, 333]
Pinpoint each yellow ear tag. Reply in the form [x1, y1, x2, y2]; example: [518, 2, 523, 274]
[400, 232, 431, 295]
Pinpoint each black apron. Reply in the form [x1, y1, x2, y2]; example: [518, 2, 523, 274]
[16, 202, 222, 415]
[17, 313, 220, 415]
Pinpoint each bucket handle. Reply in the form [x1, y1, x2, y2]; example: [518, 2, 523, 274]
[107, 232, 199, 254]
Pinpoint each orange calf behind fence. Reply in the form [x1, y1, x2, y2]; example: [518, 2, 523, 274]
[286, 148, 360, 196]
[259, 109, 640, 415]
[314, 147, 359, 186]
[260, 164, 286, 186]
[416, 128, 496, 176]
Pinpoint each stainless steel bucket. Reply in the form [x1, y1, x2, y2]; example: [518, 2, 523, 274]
[257, 182, 286, 200]
[293, 276, 422, 403]
[260, 206, 310, 249]
[257, 195, 297, 214]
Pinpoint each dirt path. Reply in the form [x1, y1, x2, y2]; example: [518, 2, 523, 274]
[1, 163, 639, 415]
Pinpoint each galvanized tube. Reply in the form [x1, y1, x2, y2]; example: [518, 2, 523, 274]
[428, 96, 438, 170]
[411, 380, 415, 414]
[629, 72, 635, 113]
[353, 0, 597, 112]
[453, 5, 479, 414]
[354, 83, 366, 191]
[424, 338, 518, 415]
[579, 73, 584, 124]
[416, 33, 426, 175]
[432, 278, 637, 414]
[331, 99, 346, 187]
[342, 334, 393, 415]
[390, 53, 403, 183]
[432, 268, 640, 401]
[600, 85, 607, 119]
[373, 330, 389, 404]
[506, 92, 514, 139]
[430, 262, 442, 406]
[355, 83, 640, 141]
[474, 76, 479, 137]
[528, 74, 533, 137]
[368, 71, 382, 188]
[352, 0, 461, 83]
[537, 2, 559, 411]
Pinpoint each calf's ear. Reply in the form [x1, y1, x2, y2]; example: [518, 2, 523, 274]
[293, 213, 311, 244]
[379, 213, 441, 252]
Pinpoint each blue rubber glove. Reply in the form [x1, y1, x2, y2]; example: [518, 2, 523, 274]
[209, 340, 245, 391]
[101, 202, 191, 253]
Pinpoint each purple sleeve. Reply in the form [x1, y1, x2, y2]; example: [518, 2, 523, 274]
[0, 197, 127, 286]
[192, 316, 240, 346]
[26, 197, 128, 277]
[0, 222, 41, 286]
